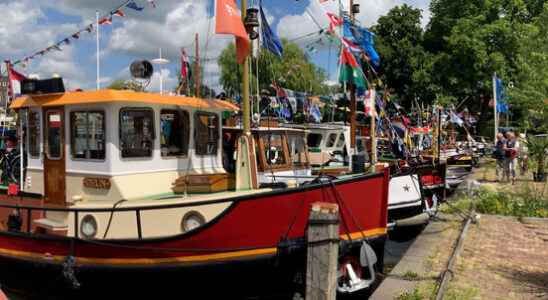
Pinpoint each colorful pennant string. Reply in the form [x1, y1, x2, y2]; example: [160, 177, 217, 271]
[10, 0, 156, 67]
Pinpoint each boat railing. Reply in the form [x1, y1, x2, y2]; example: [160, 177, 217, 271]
[0, 196, 237, 239]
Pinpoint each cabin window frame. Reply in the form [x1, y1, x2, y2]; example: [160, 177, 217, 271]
[193, 111, 220, 156]
[27, 109, 41, 158]
[256, 131, 292, 172]
[70, 110, 106, 161]
[119, 107, 156, 159]
[325, 133, 338, 148]
[287, 132, 310, 169]
[160, 108, 190, 158]
[44, 109, 64, 161]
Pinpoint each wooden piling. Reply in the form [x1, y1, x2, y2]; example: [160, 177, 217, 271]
[305, 202, 339, 300]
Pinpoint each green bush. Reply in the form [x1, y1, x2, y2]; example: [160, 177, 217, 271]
[447, 187, 548, 218]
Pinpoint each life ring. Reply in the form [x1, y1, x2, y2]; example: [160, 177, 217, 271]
[267, 146, 279, 164]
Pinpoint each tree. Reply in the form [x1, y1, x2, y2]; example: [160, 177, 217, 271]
[372, 5, 430, 108]
[508, 4, 548, 133]
[218, 39, 328, 96]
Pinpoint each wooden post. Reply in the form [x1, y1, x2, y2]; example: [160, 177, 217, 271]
[306, 202, 339, 300]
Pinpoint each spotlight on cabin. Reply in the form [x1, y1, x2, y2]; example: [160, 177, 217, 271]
[352, 4, 360, 14]
[130, 60, 154, 79]
[244, 8, 260, 40]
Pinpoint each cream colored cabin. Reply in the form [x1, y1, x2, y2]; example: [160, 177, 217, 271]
[12, 90, 249, 239]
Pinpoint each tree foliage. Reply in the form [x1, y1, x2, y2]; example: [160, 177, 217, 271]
[218, 39, 328, 96]
[372, 0, 547, 133]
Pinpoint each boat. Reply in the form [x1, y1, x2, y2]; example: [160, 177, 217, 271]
[0, 87, 390, 297]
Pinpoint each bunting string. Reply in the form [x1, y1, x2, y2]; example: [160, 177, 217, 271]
[10, 0, 156, 67]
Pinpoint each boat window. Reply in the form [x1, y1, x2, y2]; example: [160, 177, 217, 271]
[307, 133, 322, 148]
[335, 133, 345, 148]
[261, 134, 286, 166]
[326, 133, 338, 147]
[160, 109, 189, 157]
[71, 111, 105, 160]
[288, 134, 308, 167]
[194, 112, 219, 155]
[120, 108, 154, 158]
[45, 110, 62, 159]
[28, 111, 40, 157]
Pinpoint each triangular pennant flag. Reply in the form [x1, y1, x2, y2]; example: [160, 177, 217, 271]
[113, 9, 125, 17]
[72, 32, 80, 39]
[86, 24, 94, 32]
[126, 1, 144, 11]
[147, 0, 157, 8]
[99, 17, 112, 25]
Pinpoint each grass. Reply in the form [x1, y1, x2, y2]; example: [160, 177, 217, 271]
[402, 271, 419, 281]
[443, 186, 548, 218]
[395, 288, 422, 300]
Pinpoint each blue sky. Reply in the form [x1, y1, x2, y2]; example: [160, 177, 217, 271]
[0, 0, 431, 93]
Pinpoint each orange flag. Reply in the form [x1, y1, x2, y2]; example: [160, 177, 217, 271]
[215, 0, 250, 64]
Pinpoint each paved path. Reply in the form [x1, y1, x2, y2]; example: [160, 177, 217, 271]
[450, 215, 548, 299]
[370, 216, 462, 300]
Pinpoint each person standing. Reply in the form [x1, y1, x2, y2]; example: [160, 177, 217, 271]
[494, 133, 506, 182]
[504, 131, 519, 185]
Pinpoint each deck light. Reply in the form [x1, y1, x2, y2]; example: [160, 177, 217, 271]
[244, 8, 260, 40]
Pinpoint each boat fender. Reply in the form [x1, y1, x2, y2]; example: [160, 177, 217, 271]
[359, 241, 377, 267]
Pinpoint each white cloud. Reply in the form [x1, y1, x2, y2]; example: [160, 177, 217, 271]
[106, 1, 231, 92]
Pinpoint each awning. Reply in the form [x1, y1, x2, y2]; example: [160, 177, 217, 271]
[10, 89, 239, 111]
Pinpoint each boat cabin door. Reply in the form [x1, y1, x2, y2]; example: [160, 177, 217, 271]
[43, 108, 66, 206]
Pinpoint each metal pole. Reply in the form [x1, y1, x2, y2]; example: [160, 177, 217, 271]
[96, 10, 100, 90]
[19, 109, 25, 190]
[195, 33, 200, 98]
[242, 0, 250, 135]
[159, 48, 163, 95]
[492, 73, 497, 142]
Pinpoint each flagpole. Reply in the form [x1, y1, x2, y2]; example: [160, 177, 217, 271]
[96, 10, 100, 90]
[492, 72, 497, 142]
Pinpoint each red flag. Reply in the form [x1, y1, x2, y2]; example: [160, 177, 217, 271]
[6, 63, 27, 99]
[180, 48, 189, 81]
[215, 0, 250, 64]
[326, 12, 343, 32]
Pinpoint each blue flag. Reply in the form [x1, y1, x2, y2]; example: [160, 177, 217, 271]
[260, 3, 283, 57]
[495, 76, 509, 113]
[342, 19, 380, 68]
[126, 1, 144, 11]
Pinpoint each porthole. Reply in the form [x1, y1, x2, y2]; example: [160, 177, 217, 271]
[80, 214, 98, 239]
[181, 211, 205, 232]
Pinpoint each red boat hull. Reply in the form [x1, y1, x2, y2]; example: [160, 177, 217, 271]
[0, 171, 389, 297]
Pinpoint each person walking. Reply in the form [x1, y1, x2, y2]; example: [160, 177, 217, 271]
[494, 133, 506, 182]
[504, 131, 519, 185]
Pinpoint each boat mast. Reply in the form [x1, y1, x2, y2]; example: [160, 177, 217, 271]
[195, 33, 200, 98]
[349, 0, 357, 154]
[235, 0, 258, 190]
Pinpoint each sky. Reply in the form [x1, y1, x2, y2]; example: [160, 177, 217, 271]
[0, 0, 431, 94]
